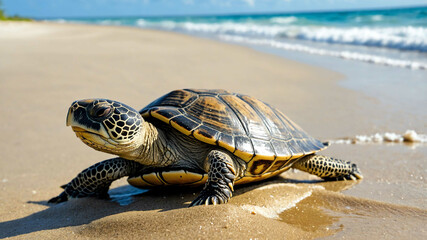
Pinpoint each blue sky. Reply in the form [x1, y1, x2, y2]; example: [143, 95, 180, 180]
[3, 0, 427, 18]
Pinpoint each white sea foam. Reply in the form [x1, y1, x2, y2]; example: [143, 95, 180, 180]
[98, 20, 122, 26]
[330, 130, 427, 145]
[219, 35, 427, 70]
[136, 19, 146, 26]
[270, 16, 298, 24]
[136, 19, 427, 69]
[136, 20, 427, 52]
[371, 15, 384, 21]
[291, 26, 427, 52]
[182, 22, 284, 37]
[52, 19, 67, 23]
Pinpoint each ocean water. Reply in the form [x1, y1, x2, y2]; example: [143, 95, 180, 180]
[58, 6, 427, 70]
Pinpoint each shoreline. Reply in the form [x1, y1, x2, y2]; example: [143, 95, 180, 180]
[1, 21, 426, 239]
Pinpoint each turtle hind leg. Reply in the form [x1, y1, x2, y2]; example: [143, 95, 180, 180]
[48, 158, 143, 204]
[292, 155, 363, 181]
[189, 150, 237, 207]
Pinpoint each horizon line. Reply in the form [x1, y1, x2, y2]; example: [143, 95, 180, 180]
[35, 4, 426, 20]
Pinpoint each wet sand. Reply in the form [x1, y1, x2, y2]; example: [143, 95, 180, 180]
[0, 22, 426, 239]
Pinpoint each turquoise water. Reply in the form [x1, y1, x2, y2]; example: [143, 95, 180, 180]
[58, 6, 427, 69]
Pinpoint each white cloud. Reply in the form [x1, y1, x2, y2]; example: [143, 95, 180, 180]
[209, 0, 231, 7]
[241, 0, 255, 7]
[209, 0, 256, 7]
[240, 0, 293, 7]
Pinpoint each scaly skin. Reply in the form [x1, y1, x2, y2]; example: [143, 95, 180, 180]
[190, 150, 237, 206]
[292, 154, 363, 180]
[48, 158, 143, 203]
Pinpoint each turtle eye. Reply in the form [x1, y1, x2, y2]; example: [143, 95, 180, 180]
[96, 106, 111, 117]
[90, 105, 112, 119]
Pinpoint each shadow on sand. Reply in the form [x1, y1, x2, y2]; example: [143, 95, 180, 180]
[0, 184, 197, 238]
[0, 176, 358, 238]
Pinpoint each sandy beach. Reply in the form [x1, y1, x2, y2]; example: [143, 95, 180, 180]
[0, 21, 426, 239]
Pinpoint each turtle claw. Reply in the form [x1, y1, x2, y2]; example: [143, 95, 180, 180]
[48, 178, 113, 204]
[338, 164, 363, 181]
[189, 185, 232, 207]
[189, 150, 236, 207]
[48, 192, 69, 204]
[323, 171, 363, 182]
[48, 187, 110, 204]
[351, 164, 363, 180]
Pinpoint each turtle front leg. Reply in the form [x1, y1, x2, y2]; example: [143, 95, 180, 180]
[189, 150, 237, 206]
[292, 154, 363, 181]
[48, 158, 143, 204]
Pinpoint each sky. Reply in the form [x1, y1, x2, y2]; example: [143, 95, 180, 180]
[2, 0, 427, 18]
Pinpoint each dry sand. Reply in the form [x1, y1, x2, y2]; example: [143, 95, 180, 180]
[0, 22, 426, 239]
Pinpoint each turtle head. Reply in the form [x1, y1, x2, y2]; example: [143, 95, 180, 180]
[66, 99, 145, 157]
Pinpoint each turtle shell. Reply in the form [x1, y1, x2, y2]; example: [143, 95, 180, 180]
[140, 89, 327, 177]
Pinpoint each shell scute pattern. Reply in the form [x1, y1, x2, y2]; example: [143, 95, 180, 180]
[275, 110, 305, 140]
[185, 96, 237, 135]
[240, 96, 291, 140]
[251, 138, 275, 159]
[219, 94, 269, 140]
[170, 115, 199, 133]
[140, 89, 326, 176]
[217, 132, 235, 153]
[193, 127, 218, 144]
[270, 139, 291, 157]
[142, 89, 197, 110]
[234, 136, 255, 157]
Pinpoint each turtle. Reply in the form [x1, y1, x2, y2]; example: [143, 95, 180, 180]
[49, 89, 362, 206]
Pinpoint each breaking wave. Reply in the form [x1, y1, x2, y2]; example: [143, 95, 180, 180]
[219, 35, 427, 70]
[136, 20, 427, 52]
[56, 7, 427, 70]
